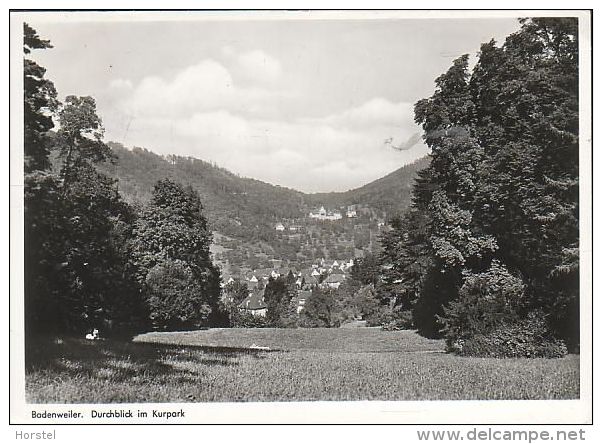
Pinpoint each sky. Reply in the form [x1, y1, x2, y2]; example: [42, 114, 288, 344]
[23, 12, 522, 193]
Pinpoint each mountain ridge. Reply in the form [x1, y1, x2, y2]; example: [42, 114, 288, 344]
[102, 141, 429, 218]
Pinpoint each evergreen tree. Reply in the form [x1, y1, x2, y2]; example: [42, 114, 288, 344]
[24, 23, 61, 335]
[23, 23, 58, 173]
[132, 179, 221, 330]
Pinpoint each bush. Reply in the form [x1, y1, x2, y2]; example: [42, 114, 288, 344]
[229, 309, 268, 328]
[450, 311, 568, 358]
[440, 261, 567, 358]
[380, 310, 414, 331]
[299, 288, 340, 328]
[365, 307, 413, 330]
[439, 261, 525, 342]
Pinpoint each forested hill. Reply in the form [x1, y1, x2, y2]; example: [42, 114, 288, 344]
[307, 156, 430, 218]
[100, 142, 308, 237]
[100, 142, 429, 237]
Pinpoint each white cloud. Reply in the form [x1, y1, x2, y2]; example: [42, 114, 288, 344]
[318, 97, 416, 130]
[101, 63, 427, 192]
[104, 109, 427, 192]
[108, 59, 283, 120]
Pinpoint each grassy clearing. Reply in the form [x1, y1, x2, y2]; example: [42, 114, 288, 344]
[25, 328, 579, 403]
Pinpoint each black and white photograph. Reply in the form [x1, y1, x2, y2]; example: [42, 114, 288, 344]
[9, 8, 592, 425]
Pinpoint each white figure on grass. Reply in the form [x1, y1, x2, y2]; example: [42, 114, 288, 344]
[85, 328, 100, 340]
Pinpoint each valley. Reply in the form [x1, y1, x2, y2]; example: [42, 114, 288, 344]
[100, 143, 429, 285]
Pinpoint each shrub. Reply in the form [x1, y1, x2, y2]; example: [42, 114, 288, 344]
[229, 309, 268, 328]
[439, 261, 524, 343]
[440, 261, 567, 358]
[380, 310, 414, 331]
[450, 311, 568, 358]
[365, 307, 413, 330]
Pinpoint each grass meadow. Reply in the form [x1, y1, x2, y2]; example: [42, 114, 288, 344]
[25, 328, 579, 403]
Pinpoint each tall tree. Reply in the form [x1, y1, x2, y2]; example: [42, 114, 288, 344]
[395, 18, 579, 347]
[132, 179, 221, 330]
[58, 164, 146, 335]
[23, 23, 62, 335]
[23, 23, 58, 173]
[55, 95, 114, 192]
[24, 24, 145, 337]
[469, 18, 579, 347]
[264, 273, 298, 327]
[410, 55, 497, 337]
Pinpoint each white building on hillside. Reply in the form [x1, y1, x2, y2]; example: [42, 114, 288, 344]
[309, 206, 342, 221]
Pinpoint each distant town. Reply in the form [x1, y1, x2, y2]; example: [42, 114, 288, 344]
[217, 203, 385, 317]
[223, 257, 354, 317]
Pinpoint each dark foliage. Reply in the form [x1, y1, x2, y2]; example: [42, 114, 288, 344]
[438, 261, 524, 343]
[264, 273, 298, 328]
[23, 23, 58, 173]
[452, 311, 568, 358]
[132, 179, 221, 330]
[389, 18, 579, 351]
[229, 309, 269, 328]
[23, 25, 147, 338]
[299, 287, 341, 328]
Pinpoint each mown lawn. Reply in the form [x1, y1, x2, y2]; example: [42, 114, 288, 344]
[25, 328, 579, 403]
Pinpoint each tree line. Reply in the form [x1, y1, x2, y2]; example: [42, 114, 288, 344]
[377, 18, 579, 357]
[24, 24, 223, 339]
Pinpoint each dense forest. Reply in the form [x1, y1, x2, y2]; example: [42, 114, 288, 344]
[97, 142, 428, 276]
[378, 18, 580, 356]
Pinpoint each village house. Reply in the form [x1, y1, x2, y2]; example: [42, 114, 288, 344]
[309, 206, 342, 221]
[294, 290, 312, 313]
[321, 273, 346, 290]
[239, 290, 267, 317]
[302, 274, 319, 289]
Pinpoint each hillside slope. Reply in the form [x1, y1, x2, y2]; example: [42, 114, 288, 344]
[307, 156, 430, 218]
[99, 142, 429, 272]
[103, 142, 429, 224]
[100, 143, 307, 238]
